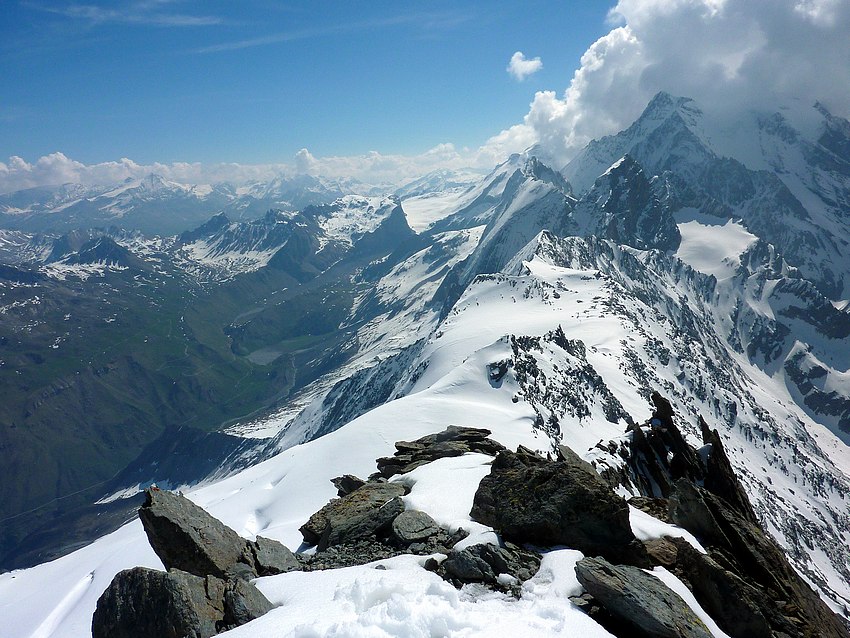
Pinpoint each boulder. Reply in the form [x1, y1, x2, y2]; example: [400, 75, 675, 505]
[471, 446, 647, 565]
[391, 510, 440, 544]
[92, 567, 225, 638]
[221, 578, 275, 630]
[574, 557, 712, 638]
[138, 488, 253, 579]
[299, 482, 406, 550]
[249, 536, 300, 576]
[441, 543, 541, 590]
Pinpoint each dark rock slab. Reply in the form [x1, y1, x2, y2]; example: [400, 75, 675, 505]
[574, 557, 712, 638]
[440, 542, 541, 591]
[669, 538, 772, 638]
[471, 446, 647, 565]
[138, 488, 253, 579]
[391, 510, 440, 544]
[669, 479, 850, 638]
[299, 482, 406, 549]
[222, 578, 275, 630]
[249, 536, 300, 576]
[92, 567, 225, 638]
[698, 417, 758, 524]
[375, 426, 506, 478]
[331, 474, 366, 496]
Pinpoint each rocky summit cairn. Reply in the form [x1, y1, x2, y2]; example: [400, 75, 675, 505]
[92, 488, 299, 638]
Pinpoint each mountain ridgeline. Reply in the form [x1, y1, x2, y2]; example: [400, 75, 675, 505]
[1, 92, 850, 628]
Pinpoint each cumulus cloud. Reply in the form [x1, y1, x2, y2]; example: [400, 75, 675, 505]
[483, 0, 850, 166]
[5, 1, 847, 192]
[507, 51, 543, 81]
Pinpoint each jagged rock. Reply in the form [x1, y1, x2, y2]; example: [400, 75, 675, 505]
[221, 578, 275, 630]
[299, 482, 406, 550]
[471, 446, 648, 565]
[441, 543, 541, 591]
[375, 426, 506, 478]
[391, 510, 440, 544]
[668, 538, 773, 638]
[574, 557, 712, 638]
[626, 393, 706, 498]
[92, 567, 225, 638]
[669, 479, 850, 637]
[698, 417, 758, 524]
[668, 479, 731, 548]
[249, 536, 299, 576]
[331, 474, 366, 496]
[138, 488, 254, 579]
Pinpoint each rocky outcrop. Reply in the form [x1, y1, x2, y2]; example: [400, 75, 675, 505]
[621, 394, 849, 638]
[93, 488, 295, 638]
[470, 445, 648, 566]
[91, 565, 274, 638]
[668, 478, 849, 637]
[139, 488, 253, 579]
[574, 557, 711, 638]
[299, 481, 406, 550]
[440, 542, 541, 594]
[139, 488, 299, 579]
[92, 567, 225, 638]
[374, 425, 505, 478]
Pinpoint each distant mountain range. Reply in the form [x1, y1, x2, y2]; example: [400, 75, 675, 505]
[2, 92, 850, 635]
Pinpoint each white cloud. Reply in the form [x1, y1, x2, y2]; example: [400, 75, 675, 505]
[484, 0, 850, 166]
[5, 1, 848, 193]
[507, 51, 543, 81]
[0, 144, 487, 193]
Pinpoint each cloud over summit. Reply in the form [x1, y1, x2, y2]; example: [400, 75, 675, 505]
[483, 0, 850, 165]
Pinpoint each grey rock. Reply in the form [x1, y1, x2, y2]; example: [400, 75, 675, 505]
[91, 567, 224, 638]
[222, 578, 275, 630]
[300, 482, 406, 549]
[471, 447, 647, 565]
[574, 557, 712, 638]
[138, 488, 253, 579]
[391, 510, 440, 544]
[249, 536, 300, 576]
[669, 538, 772, 638]
[331, 474, 366, 496]
[375, 426, 506, 478]
[440, 543, 541, 591]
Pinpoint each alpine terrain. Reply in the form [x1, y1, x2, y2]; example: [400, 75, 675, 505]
[1, 92, 849, 637]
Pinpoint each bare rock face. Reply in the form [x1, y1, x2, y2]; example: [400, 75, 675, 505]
[299, 482, 406, 550]
[139, 488, 253, 579]
[471, 445, 647, 566]
[91, 567, 226, 638]
[574, 557, 712, 638]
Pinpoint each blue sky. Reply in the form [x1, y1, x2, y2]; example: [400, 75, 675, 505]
[2, 1, 612, 165]
[3, 0, 848, 191]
